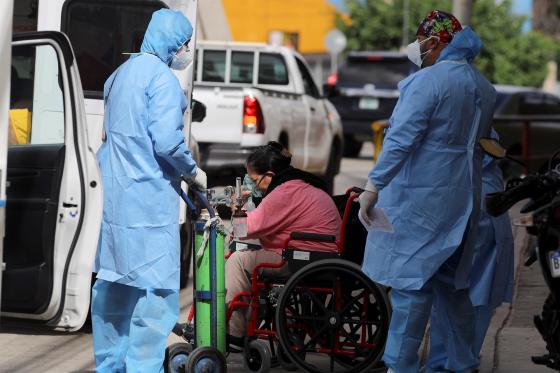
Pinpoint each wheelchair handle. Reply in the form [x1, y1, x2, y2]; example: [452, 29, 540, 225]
[180, 188, 216, 219]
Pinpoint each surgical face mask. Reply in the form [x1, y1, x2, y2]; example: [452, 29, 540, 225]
[243, 174, 263, 198]
[406, 37, 435, 68]
[170, 50, 191, 70]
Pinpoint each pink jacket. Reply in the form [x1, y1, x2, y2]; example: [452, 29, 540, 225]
[246, 180, 341, 254]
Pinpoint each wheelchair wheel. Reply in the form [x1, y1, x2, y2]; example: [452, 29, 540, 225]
[185, 346, 227, 373]
[164, 343, 192, 373]
[275, 343, 298, 371]
[244, 339, 272, 373]
[275, 259, 391, 373]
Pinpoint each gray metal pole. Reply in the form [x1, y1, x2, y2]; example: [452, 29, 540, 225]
[453, 0, 473, 26]
[402, 0, 410, 47]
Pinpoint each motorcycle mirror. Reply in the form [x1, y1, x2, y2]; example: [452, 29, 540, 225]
[479, 137, 507, 159]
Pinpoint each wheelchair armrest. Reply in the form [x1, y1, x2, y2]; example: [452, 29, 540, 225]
[289, 232, 336, 242]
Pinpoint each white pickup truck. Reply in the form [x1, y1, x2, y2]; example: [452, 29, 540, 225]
[191, 41, 344, 190]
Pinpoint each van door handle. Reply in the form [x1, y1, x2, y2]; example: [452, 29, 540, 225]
[63, 202, 78, 208]
[310, 106, 316, 112]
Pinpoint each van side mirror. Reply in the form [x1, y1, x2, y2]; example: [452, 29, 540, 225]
[191, 99, 206, 123]
[479, 137, 506, 159]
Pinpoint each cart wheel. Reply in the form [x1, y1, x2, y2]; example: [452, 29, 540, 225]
[243, 340, 272, 373]
[165, 343, 192, 373]
[185, 346, 227, 373]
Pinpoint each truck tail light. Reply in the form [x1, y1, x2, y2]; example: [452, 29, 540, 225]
[243, 96, 265, 134]
[327, 73, 338, 87]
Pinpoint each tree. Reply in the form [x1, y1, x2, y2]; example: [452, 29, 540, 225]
[336, 0, 558, 87]
[533, 0, 560, 38]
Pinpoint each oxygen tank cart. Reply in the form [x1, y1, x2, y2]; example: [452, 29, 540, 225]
[165, 188, 227, 373]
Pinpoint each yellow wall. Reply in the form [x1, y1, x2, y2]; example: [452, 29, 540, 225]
[221, 0, 339, 54]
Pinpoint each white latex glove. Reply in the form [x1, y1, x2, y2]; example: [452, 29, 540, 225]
[187, 167, 207, 190]
[358, 181, 379, 225]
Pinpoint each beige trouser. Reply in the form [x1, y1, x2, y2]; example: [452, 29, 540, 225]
[225, 249, 289, 338]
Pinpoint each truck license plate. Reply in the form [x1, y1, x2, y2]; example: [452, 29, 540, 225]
[549, 249, 560, 278]
[359, 98, 379, 110]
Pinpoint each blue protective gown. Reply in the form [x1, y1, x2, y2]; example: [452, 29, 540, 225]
[91, 9, 195, 373]
[361, 27, 496, 373]
[94, 9, 196, 291]
[426, 151, 515, 372]
[362, 27, 496, 291]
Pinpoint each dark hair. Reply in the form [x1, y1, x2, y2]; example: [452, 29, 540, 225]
[246, 141, 292, 174]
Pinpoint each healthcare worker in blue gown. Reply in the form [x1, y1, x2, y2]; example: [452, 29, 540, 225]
[358, 10, 496, 373]
[426, 131, 515, 372]
[91, 9, 207, 373]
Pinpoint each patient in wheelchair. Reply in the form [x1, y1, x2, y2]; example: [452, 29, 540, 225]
[226, 141, 341, 344]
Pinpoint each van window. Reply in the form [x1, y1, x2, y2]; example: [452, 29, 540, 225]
[258, 53, 289, 85]
[62, 0, 166, 98]
[9, 44, 65, 145]
[230, 51, 254, 84]
[202, 50, 227, 83]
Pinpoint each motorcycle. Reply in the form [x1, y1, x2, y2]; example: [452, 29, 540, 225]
[480, 138, 560, 370]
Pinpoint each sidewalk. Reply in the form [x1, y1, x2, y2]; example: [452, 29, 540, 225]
[478, 211, 554, 373]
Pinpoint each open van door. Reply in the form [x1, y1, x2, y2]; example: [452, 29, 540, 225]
[1, 31, 102, 331]
[0, 0, 14, 314]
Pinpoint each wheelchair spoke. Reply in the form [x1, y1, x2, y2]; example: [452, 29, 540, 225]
[340, 322, 362, 351]
[289, 314, 325, 321]
[339, 289, 365, 315]
[304, 288, 330, 314]
[301, 323, 329, 354]
[340, 318, 380, 326]
[330, 330, 336, 372]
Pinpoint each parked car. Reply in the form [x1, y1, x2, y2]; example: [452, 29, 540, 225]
[1, 0, 200, 331]
[191, 41, 344, 191]
[325, 51, 416, 157]
[493, 85, 560, 176]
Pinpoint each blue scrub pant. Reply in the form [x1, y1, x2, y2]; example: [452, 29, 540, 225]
[91, 279, 180, 373]
[426, 305, 493, 373]
[383, 250, 479, 373]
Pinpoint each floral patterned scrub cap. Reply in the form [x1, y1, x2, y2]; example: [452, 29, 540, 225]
[416, 10, 463, 44]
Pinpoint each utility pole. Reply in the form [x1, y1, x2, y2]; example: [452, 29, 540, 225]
[402, 0, 410, 47]
[453, 0, 473, 26]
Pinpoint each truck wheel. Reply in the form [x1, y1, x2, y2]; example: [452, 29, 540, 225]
[343, 135, 362, 158]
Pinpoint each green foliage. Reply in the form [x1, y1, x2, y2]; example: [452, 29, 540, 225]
[492, 31, 558, 87]
[336, 0, 559, 87]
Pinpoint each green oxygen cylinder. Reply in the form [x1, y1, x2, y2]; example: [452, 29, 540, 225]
[194, 208, 226, 353]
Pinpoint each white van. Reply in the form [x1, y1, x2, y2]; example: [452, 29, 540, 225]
[1, 0, 200, 331]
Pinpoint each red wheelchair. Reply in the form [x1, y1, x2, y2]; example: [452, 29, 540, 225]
[227, 187, 392, 373]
